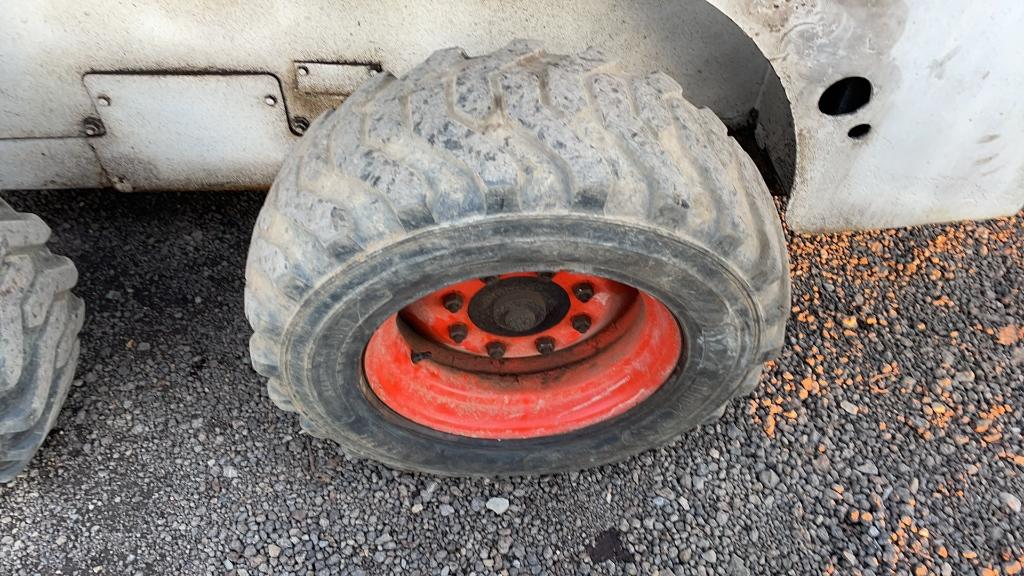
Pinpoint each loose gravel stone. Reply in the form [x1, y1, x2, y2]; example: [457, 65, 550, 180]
[485, 497, 510, 515]
[1, 191, 1021, 576]
[855, 462, 879, 476]
[999, 492, 1021, 513]
[758, 469, 780, 489]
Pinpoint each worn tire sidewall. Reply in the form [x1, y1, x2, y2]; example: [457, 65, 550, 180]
[284, 215, 762, 475]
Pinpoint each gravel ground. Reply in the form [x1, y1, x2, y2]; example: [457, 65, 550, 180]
[0, 189, 1021, 576]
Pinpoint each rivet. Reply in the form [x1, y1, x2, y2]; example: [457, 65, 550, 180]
[81, 117, 104, 137]
[264, 95, 278, 106]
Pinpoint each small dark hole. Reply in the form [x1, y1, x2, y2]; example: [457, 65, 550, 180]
[848, 124, 871, 139]
[587, 529, 633, 563]
[818, 77, 872, 115]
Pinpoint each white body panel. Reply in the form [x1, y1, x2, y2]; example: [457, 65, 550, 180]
[715, 0, 1024, 231]
[82, 74, 294, 191]
[0, 0, 1021, 232]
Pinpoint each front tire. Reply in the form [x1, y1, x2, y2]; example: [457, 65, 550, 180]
[244, 41, 789, 475]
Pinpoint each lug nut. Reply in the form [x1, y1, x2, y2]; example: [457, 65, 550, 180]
[572, 282, 594, 302]
[571, 314, 592, 334]
[486, 341, 506, 359]
[535, 337, 555, 355]
[448, 323, 468, 343]
[442, 292, 463, 312]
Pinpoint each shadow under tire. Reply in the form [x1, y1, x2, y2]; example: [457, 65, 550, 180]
[0, 198, 84, 482]
[244, 41, 790, 475]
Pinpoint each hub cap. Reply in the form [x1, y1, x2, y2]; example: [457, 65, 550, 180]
[363, 271, 683, 439]
[467, 276, 570, 336]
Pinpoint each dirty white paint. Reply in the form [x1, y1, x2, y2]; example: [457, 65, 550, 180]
[712, 0, 1024, 231]
[1, 0, 1022, 232]
[0, 0, 767, 139]
[295, 63, 377, 96]
[82, 74, 294, 190]
[0, 138, 108, 190]
[293, 62, 380, 124]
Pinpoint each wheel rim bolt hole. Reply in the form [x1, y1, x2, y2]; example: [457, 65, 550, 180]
[442, 292, 463, 313]
[486, 341, 506, 359]
[571, 314, 592, 334]
[448, 323, 468, 343]
[572, 282, 594, 303]
[535, 337, 556, 355]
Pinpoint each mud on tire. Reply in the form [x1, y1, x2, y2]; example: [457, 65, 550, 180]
[0, 198, 83, 482]
[244, 41, 789, 475]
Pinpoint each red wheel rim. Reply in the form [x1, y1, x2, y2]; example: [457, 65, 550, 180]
[363, 271, 683, 439]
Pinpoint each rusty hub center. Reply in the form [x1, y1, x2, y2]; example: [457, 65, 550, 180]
[468, 276, 570, 336]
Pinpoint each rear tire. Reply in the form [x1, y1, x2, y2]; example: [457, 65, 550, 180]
[244, 41, 789, 475]
[0, 198, 83, 482]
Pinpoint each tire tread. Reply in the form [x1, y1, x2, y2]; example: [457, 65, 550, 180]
[245, 41, 789, 444]
[0, 198, 83, 482]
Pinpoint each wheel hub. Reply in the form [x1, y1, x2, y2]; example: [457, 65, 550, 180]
[468, 276, 570, 336]
[363, 270, 684, 439]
